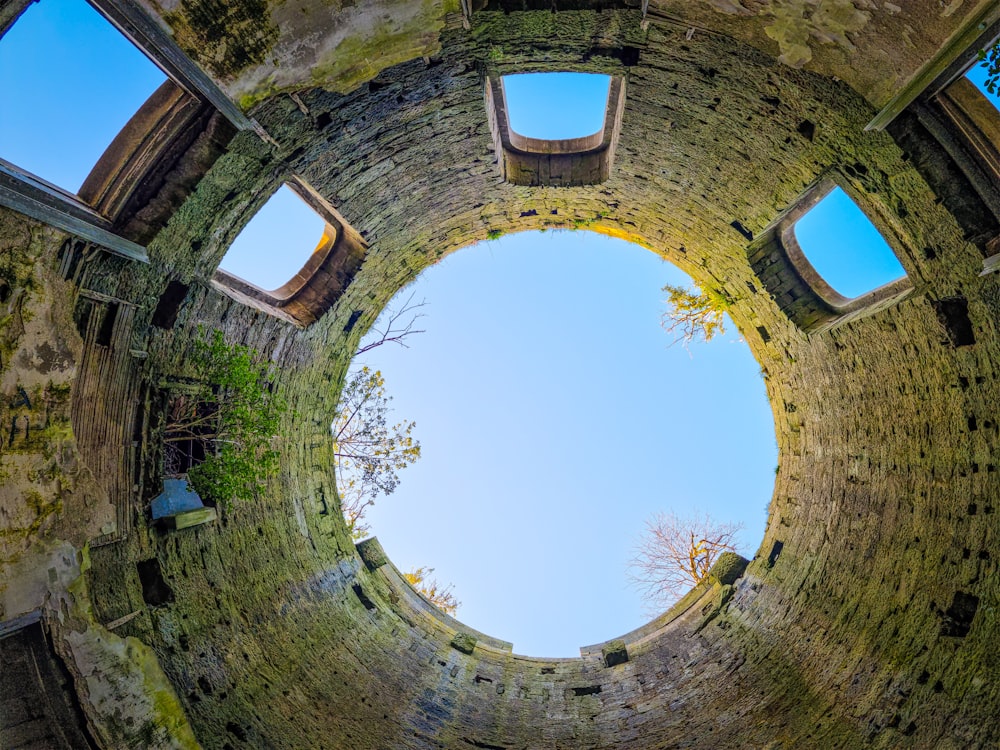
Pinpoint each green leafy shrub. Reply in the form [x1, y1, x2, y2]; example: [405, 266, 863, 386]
[165, 330, 286, 506]
[978, 43, 1000, 95]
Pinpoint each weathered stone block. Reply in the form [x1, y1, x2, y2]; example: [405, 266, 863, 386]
[451, 632, 477, 655]
[602, 640, 628, 667]
[709, 552, 749, 586]
[356, 537, 389, 570]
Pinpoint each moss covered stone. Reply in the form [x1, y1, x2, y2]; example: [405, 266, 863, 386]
[710, 552, 750, 586]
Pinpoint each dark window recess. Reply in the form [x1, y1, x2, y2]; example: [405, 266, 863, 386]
[95, 302, 119, 347]
[933, 297, 975, 347]
[74, 298, 94, 339]
[163, 393, 212, 476]
[151, 281, 190, 329]
[940, 591, 979, 637]
[603, 642, 629, 668]
[343, 309, 363, 334]
[619, 46, 640, 67]
[768, 540, 784, 567]
[352, 583, 376, 610]
[572, 685, 602, 696]
[757, 326, 771, 344]
[796, 120, 815, 141]
[226, 722, 248, 741]
[730, 220, 754, 241]
[136, 558, 175, 606]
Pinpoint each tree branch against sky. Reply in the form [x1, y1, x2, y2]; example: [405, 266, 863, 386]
[977, 43, 1000, 95]
[629, 510, 743, 614]
[661, 284, 729, 349]
[332, 366, 421, 540]
[355, 293, 427, 356]
[404, 566, 460, 616]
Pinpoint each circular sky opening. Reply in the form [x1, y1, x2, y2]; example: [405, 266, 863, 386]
[351, 229, 777, 657]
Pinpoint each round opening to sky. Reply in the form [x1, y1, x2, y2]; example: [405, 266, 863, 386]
[353, 230, 777, 657]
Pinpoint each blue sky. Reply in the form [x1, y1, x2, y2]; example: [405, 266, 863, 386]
[218, 185, 327, 289]
[355, 230, 776, 656]
[0, 3, 950, 656]
[794, 186, 905, 298]
[503, 72, 609, 139]
[0, 0, 164, 192]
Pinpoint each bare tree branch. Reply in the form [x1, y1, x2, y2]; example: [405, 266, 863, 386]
[355, 293, 428, 356]
[629, 510, 743, 615]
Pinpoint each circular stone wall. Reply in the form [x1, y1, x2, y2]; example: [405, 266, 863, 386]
[5, 3, 1000, 749]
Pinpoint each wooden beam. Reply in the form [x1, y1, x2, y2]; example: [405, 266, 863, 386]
[867, 0, 1000, 131]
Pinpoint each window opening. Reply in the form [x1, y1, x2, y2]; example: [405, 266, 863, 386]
[0, 0, 167, 193]
[501, 73, 610, 141]
[218, 184, 331, 292]
[792, 186, 906, 299]
[163, 390, 211, 477]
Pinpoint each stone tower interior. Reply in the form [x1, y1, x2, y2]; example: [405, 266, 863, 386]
[3, 1, 1000, 748]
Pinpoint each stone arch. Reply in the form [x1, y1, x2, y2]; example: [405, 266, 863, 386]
[1, 3, 999, 749]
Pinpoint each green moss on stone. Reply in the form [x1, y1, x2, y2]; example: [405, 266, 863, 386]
[310, 21, 438, 96]
[710, 552, 749, 586]
[451, 632, 477, 654]
[164, 0, 279, 82]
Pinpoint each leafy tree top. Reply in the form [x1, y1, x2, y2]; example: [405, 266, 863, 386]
[332, 366, 421, 539]
[661, 284, 730, 349]
[404, 566, 460, 615]
[978, 43, 1000, 95]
